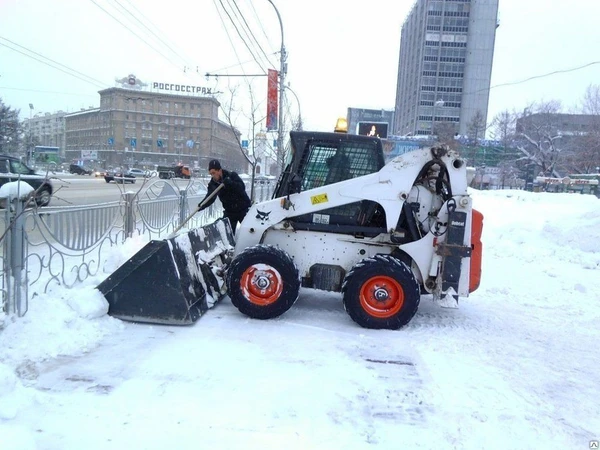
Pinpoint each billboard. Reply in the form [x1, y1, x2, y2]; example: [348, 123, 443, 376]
[357, 122, 388, 139]
[266, 69, 278, 131]
[81, 150, 98, 160]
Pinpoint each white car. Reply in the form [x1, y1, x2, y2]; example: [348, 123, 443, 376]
[127, 168, 149, 178]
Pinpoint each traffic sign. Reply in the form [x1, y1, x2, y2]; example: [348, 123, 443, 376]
[130, 138, 137, 148]
[157, 140, 163, 148]
[186, 139, 194, 149]
[108, 137, 114, 145]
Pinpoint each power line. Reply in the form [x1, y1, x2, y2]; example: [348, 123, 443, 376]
[206, 52, 279, 75]
[0, 86, 97, 97]
[88, 0, 183, 73]
[468, 60, 600, 97]
[111, 0, 191, 68]
[229, 0, 275, 69]
[216, 0, 266, 74]
[0, 40, 105, 88]
[211, 0, 250, 78]
[0, 36, 106, 87]
[248, 0, 277, 56]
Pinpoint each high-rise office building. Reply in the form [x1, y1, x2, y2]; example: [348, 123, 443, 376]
[394, 0, 499, 137]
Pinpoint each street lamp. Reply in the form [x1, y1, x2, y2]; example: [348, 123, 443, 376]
[284, 85, 302, 131]
[267, 0, 287, 171]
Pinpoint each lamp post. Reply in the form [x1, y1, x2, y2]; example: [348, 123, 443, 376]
[267, 0, 287, 171]
[284, 85, 302, 131]
[28, 103, 34, 166]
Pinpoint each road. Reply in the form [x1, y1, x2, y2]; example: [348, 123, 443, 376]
[47, 174, 207, 207]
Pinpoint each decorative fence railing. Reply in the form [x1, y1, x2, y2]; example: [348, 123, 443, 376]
[1, 177, 275, 319]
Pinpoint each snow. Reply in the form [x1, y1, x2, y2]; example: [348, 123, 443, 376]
[0, 189, 599, 449]
[0, 181, 35, 200]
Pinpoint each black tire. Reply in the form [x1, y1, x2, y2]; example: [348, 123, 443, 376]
[35, 186, 52, 207]
[226, 245, 300, 320]
[342, 254, 420, 329]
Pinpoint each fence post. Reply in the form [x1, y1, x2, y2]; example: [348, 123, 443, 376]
[178, 188, 187, 227]
[8, 198, 28, 317]
[123, 191, 136, 238]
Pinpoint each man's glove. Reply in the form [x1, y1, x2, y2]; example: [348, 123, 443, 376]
[222, 176, 233, 187]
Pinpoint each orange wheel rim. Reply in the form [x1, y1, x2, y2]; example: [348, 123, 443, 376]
[359, 275, 404, 319]
[240, 264, 283, 306]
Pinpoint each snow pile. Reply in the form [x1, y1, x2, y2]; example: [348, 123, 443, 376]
[0, 189, 597, 449]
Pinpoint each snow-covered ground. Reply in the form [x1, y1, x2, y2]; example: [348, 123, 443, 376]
[0, 189, 599, 450]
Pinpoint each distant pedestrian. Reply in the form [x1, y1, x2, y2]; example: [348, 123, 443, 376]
[198, 159, 251, 234]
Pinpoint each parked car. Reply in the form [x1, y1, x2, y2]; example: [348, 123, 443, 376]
[104, 169, 136, 184]
[69, 164, 93, 175]
[0, 155, 53, 206]
[126, 168, 150, 178]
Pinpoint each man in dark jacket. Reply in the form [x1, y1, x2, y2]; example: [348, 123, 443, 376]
[198, 159, 251, 233]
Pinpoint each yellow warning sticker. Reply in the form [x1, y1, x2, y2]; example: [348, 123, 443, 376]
[310, 193, 329, 205]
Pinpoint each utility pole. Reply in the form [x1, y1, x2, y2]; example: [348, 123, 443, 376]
[267, 0, 287, 172]
[28, 103, 34, 166]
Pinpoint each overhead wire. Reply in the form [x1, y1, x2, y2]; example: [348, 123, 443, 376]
[0, 37, 105, 88]
[465, 60, 600, 97]
[248, 0, 277, 56]
[88, 0, 183, 73]
[112, 0, 193, 68]
[211, 0, 249, 79]
[216, 0, 266, 74]
[0, 86, 98, 97]
[206, 53, 278, 74]
[229, 0, 276, 69]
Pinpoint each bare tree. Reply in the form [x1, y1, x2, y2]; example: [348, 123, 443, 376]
[566, 84, 600, 174]
[466, 110, 486, 144]
[490, 109, 516, 149]
[514, 100, 564, 177]
[218, 83, 265, 201]
[581, 84, 600, 115]
[0, 98, 23, 155]
[433, 121, 459, 150]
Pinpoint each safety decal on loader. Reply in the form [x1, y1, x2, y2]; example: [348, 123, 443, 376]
[311, 193, 329, 205]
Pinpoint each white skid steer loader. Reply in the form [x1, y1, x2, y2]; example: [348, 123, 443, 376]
[226, 131, 483, 329]
[98, 129, 482, 330]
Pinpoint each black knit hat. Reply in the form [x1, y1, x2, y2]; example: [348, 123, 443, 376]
[208, 159, 221, 171]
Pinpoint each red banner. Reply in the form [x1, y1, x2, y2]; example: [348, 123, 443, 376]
[267, 69, 278, 131]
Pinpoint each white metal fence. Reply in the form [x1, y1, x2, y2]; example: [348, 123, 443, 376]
[1, 177, 275, 319]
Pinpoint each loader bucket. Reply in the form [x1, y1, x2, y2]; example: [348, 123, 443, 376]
[97, 218, 235, 325]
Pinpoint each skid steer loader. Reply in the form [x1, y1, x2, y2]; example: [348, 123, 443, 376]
[98, 129, 482, 330]
[225, 131, 483, 329]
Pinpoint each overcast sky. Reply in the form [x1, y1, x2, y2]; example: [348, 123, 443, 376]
[1, 0, 600, 138]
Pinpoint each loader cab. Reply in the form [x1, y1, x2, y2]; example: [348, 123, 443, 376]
[274, 131, 387, 235]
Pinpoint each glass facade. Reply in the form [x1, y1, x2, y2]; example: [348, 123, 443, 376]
[394, 0, 497, 137]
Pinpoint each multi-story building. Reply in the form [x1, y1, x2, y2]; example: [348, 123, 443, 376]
[516, 113, 599, 137]
[24, 111, 67, 154]
[394, 0, 499, 137]
[64, 76, 244, 172]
